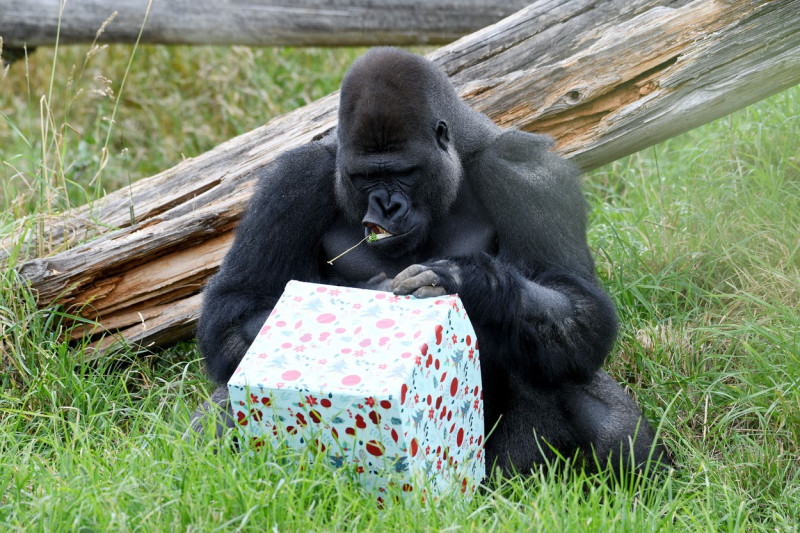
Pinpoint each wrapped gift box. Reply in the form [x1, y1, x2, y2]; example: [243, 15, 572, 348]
[227, 280, 485, 501]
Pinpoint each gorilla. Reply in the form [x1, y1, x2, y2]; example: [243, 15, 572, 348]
[191, 47, 672, 478]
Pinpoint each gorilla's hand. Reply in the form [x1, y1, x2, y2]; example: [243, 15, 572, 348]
[391, 260, 462, 298]
[357, 272, 395, 292]
[394, 253, 620, 384]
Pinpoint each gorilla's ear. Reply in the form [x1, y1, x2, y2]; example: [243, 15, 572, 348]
[435, 121, 450, 151]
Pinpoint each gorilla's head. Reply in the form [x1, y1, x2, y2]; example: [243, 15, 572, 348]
[335, 48, 465, 258]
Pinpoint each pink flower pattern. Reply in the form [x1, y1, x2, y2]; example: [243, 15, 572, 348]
[228, 280, 484, 500]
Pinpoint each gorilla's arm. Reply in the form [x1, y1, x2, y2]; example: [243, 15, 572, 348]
[392, 255, 618, 384]
[392, 129, 618, 384]
[197, 139, 338, 384]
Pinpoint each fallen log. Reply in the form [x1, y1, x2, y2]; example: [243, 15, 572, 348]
[0, 0, 530, 48]
[14, 0, 800, 354]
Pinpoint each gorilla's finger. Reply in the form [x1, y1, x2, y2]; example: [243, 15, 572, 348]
[360, 272, 394, 291]
[392, 268, 441, 295]
[412, 285, 447, 298]
[368, 272, 387, 284]
[392, 264, 428, 288]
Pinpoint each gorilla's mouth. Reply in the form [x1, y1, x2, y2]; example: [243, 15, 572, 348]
[364, 222, 394, 241]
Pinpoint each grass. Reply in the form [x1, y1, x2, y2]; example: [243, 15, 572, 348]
[1, 40, 799, 531]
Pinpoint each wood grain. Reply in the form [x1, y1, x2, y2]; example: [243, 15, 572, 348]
[0, 0, 531, 47]
[11, 0, 800, 353]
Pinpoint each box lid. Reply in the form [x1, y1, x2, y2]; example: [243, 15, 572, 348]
[230, 280, 465, 397]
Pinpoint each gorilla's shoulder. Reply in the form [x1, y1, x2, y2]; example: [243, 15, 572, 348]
[476, 130, 578, 182]
[250, 135, 338, 212]
[238, 135, 339, 246]
[469, 129, 593, 276]
[257, 135, 337, 189]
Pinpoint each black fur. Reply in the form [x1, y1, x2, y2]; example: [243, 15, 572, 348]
[193, 48, 672, 478]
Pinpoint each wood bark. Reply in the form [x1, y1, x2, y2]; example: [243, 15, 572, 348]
[0, 0, 531, 48]
[12, 0, 800, 355]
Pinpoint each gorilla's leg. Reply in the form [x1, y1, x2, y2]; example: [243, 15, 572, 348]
[484, 370, 671, 478]
[185, 385, 237, 441]
[483, 372, 583, 476]
[568, 370, 673, 477]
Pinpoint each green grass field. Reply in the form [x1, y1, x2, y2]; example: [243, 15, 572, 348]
[1, 43, 798, 531]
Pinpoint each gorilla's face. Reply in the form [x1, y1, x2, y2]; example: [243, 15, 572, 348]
[337, 118, 462, 258]
[334, 48, 464, 258]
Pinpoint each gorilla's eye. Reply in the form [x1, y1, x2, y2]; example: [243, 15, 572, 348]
[348, 173, 375, 189]
[393, 167, 417, 181]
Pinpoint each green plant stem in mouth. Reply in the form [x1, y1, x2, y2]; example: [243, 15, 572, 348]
[327, 232, 379, 265]
[365, 223, 394, 241]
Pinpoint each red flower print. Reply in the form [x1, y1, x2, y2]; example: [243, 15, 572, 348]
[365, 397, 376, 407]
[305, 395, 317, 406]
[366, 440, 385, 456]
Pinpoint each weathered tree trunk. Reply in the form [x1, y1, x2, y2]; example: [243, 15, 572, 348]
[14, 0, 800, 355]
[0, 0, 531, 48]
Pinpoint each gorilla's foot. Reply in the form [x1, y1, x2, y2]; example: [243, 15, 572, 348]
[184, 385, 237, 442]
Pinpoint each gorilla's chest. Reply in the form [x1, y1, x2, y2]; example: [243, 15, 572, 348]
[321, 214, 497, 283]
